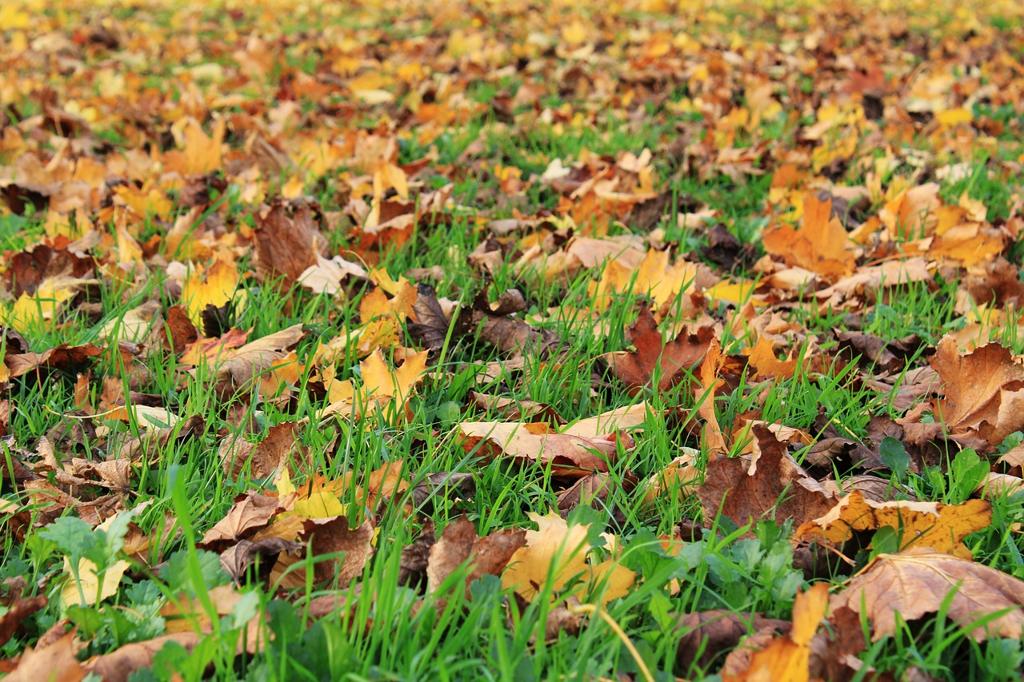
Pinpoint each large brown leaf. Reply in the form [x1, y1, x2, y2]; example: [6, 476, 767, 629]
[697, 425, 836, 528]
[762, 193, 856, 280]
[200, 493, 281, 547]
[0, 595, 46, 647]
[6, 343, 103, 380]
[830, 549, 1024, 640]
[930, 336, 1024, 448]
[219, 421, 300, 480]
[426, 516, 477, 594]
[253, 198, 327, 284]
[210, 324, 304, 395]
[675, 610, 789, 671]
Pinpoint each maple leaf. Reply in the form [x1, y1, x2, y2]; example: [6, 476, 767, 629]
[271, 516, 375, 590]
[795, 491, 990, 559]
[5, 632, 85, 682]
[603, 305, 716, 394]
[0, 595, 47, 647]
[208, 324, 305, 396]
[589, 250, 706, 314]
[5, 342, 102, 380]
[675, 610, 790, 672]
[219, 421, 300, 480]
[426, 516, 477, 594]
[930, 336, 1024, 448]
[297, 255, 367, 295]
[85, 632, 203, 681]
[254, 198, 328, 284]
[831, 548, 1024, 641]
[763, 193, 857, 280]
[697, 425, 836, 528]
[500, 511, 634, 604]
[199, 493, 280, 547]
[181, 260, 242, 327]
[744, 335, 798, 379]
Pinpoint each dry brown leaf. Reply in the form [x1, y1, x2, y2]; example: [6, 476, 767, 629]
[210, 324, 304, 396]
[830, 548, 1024, 641]
[271, 516, 374, 589]
[0, 595, 47, 647]
[426, 516, 477, 594]
[220, 422, 300, 480]
[4, 631, 85, 682]
[930, 336, 1024, 447]
[6, 343, 103, 380]
[85, 632, 202, 682]
[675, 610, 789, 672]
[697, 425, 836, 528]
[458, 420, 626, 476]
[200, 493, 281, 547]
[254, 198, 327, 284]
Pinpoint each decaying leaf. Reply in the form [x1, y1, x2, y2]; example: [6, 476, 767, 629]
[722, 584, 829, 682]
[675, 610, 790, 671]
[426, 516, 477, 593]
[697, 425, 836, 528]
[458, 420, 628, 476]
[763, 193, 857, 280]
[930, 336, 1024, 448]
[830, 549, 1024, 641]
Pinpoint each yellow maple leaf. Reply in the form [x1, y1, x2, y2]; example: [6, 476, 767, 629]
[501, 512, 635, 604]
[182, 260, 242, 325]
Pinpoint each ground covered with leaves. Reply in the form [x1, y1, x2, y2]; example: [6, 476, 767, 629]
[2, 0, 1024, 679]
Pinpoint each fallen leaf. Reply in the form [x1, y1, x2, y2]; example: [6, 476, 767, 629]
[254, 198, 327, 284]
[0, 595, 47, 647]
[675, 610, 789, 671]
[426, 516, 476, 593]
[763, 193, 856, 280]
[271, 516, 374, 589]
[458, 420, 625, 476]
[501, 512, 590, 601]
[501, 511, 634, 604]
[930, 336, 1024, 448]
[697, 425, 836, 528]
[604, 305, 716, 394]
[200, 493, 281, 546]
[794, 490, 990, 559]
[830, 548, 1024, 641]
[6, 343, 103, 380]
[60, 557, 130, 609]
[220, 422, 300, 480]
[85, 632, 202, 682]
[210, 324, 304, 396]
[4, 631, 85, 682]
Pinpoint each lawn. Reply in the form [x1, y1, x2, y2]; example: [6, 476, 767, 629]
[2, 0, 1024, 680]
